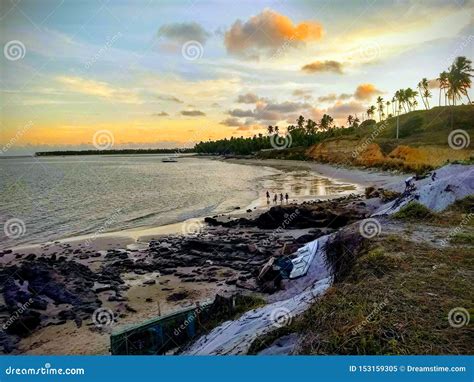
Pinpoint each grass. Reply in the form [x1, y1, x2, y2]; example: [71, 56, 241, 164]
[248, 203, 474, 355]
[450, 232, 474, 245]
[393, 201, 434, 220]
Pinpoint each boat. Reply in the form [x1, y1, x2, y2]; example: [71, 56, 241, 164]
[161, 157, 178, 162]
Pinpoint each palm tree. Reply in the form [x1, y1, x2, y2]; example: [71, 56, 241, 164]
[405, 88, 418, 111]
[347, 115, 354, 127]
[376, 96, 384, 121]
[366, 105, 376, 119]
[267, 125, 274, 135]
[437, 71, 449, 106]
[449, 56, 473, 104]
[421, 78, 431, 109]
[274, 126, 279, 134]
[353, 116, 360, 128]
[386, 100, 390, 117]
[395, 89, 407, 113]
[297, 115, 305, 129]
[417, 80, 427, 109]
[319, 114, 334, 131]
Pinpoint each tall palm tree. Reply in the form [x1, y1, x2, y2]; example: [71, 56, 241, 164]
[437, 71, 449, 106]
[267, 125, 274, 135]
[405, 88, 418, 111]
[386, 100, 390, 117]
[376, 96, 384, 121]
[421, 78, 431, 109]
[450, 56, 473, 104]
[417, 80, 427, 109]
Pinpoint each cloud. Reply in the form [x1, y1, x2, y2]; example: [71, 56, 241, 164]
[56, 76, 140, 103]
[301, 60, 343, 74]
[181, 110, 206, 116]
[235, 124, 263, 132]
[354, 83, 382, 100]
[265, 101, 312, 113]
[156, 94, 184, 103]
[228, 100, 316, 124]
[224, 9, 323, 59]
[326, 101, 365, 118]
[292, 89, 312, 99]
[152, 111, 169, 117]
[157, 22, 210, 44]
[236, 93, 260, 103]
[318, 92, 352, 102]
[221, 117, 244, 127]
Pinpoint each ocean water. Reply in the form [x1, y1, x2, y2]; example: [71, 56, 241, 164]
[0, 155, 357, 249]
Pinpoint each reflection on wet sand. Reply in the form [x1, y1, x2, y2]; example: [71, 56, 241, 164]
[254, 170, 361, 208]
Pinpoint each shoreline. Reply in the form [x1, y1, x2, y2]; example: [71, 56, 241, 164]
[5, 158, 402, 255]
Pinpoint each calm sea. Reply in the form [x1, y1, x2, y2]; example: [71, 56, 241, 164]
[0, 155, 357, 249]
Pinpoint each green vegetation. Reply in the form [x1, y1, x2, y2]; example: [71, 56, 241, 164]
[194, 57, 472, 157]
[450, 232, 474, 245]
[35, 148, 194, 156]
[393, 202, 434, 220]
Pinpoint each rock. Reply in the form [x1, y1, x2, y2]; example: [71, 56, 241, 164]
[166, 291, 189, 302]
[143, 279, 156, 285]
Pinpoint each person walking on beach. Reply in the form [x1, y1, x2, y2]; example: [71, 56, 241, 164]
[273, 194, 278, 204]
[285, 193, 289, 203]
[280, 193, 284, 203]
[266, 191, 270, 205]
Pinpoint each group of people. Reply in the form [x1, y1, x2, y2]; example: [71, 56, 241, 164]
[266, 190, 289, 204]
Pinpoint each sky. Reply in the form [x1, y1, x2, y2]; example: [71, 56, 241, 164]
[1, 0, 473, 154]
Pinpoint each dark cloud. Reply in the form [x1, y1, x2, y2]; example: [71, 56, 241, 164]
[152, 111, 169, 117]
[181, 110, 206, 116]
[265, 101, 312, 113]
[228, 100, 316, 124]
[158, 22, 210, 44]
[301, 60, 343, 74]
[157, 95, 184, 103]
[292, 89, 312, 99]
[220, 117, 243, 126]
[326, 101, 365, 118]
[318, 93, 352, 102]
[236, 93, 260, 103]
[224, 9, 323, 59]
